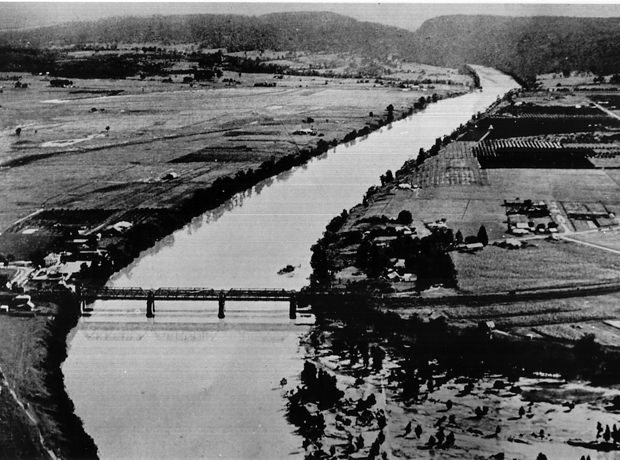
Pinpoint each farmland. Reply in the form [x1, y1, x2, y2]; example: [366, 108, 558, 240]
[0, 63, 470, 260]
[452, 241, 620, 293]
[315, 74, 620, 353]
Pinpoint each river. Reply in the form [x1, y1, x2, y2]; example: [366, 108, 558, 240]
[62, 67, 517, 460]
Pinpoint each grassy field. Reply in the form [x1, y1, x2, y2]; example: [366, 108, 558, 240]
[0, 315, 49, 401]
[345, 137, 620, 245]
[0, 69, 467, 240]
[453, 241, 620, 293]
[569, 228, 620, 251]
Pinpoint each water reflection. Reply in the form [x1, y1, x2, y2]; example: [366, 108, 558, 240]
[67, 67, 518, 460]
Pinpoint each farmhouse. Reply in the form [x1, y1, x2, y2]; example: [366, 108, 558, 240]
[292, 128, 316, 136]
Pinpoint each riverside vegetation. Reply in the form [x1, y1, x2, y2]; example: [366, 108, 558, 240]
[2, 10, 620, 459]
[299, 71, 620, 458]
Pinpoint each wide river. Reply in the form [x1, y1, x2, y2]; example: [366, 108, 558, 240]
[63, 67, 517, 459]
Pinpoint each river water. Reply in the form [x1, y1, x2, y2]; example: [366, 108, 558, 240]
[62, 67, 517, 460]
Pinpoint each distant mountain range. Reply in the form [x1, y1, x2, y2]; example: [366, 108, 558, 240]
[2, 12, 620, 82]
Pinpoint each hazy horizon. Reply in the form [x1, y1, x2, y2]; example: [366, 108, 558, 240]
[1, 2, 620, 32]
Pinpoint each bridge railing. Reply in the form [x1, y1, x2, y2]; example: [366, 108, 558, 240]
[87, 287, 148, 299]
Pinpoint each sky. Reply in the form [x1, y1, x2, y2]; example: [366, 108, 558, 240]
[1, 2, 620, 32]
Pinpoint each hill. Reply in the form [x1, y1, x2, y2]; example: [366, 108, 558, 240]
[3, 12, 620, 84]
[0, 12, 411, 59]
[410, 15, 620, 84]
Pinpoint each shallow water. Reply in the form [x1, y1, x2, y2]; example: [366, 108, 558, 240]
[63, 67, 517, 459]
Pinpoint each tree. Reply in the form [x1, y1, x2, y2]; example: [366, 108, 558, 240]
[397, 210, 413, 225]
[310, 243, 334, 286]
[365, 245, 390, 278]
[383, 170, 394, 183]
[386, 104, 394, 122]
[477, 225, 489, 246]
[455, 230, 463, 245]
[574, 333, 603, 362]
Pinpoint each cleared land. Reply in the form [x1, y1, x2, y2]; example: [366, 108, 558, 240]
[0, 68, 467, 258]
[453, 241, 620, 293]
[324, 82, 620, 351]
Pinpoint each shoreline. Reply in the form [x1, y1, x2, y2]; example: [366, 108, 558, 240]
[18, 82, 475, 458]
[72, 86, 471, 289]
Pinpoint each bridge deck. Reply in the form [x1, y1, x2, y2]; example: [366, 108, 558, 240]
[86, 287, 299, 301]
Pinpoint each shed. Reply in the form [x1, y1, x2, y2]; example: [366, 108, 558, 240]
[464, 242, 484, 252]
[478, 321, 495, 332]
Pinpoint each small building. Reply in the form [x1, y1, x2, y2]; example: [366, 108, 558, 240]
[292, 128, 316, 136]
[9, 295, 35, 312]
[463, 242, 484, 252]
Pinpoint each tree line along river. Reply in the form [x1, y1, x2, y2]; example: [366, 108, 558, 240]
[62, 67, 517, 460]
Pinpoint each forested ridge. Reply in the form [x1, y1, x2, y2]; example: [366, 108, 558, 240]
[2, 12, 620, 82]
[0, 12, 411, 58]
[410, 15, 620, 83]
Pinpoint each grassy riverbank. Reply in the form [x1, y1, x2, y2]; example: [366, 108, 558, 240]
[0, 290, 98, 458]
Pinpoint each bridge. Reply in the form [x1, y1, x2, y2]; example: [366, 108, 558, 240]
[80, 287, 305, 319]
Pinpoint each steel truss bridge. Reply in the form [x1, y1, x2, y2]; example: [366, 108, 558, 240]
[80, 287, 324, 319]
[84, 287, 298, 302]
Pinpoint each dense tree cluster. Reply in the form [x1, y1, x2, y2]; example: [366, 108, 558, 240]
[356, 227, 457, 290]
[408, 15, 620, 86]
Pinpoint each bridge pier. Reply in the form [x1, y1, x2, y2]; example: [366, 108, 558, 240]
[289, 295, 297, 320]
[146, 292, 155, 318]
[218, 292, 226, 319]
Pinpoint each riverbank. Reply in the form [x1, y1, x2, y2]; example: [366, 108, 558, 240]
[0, 290, 97, 459]
[296, 70, 620, 458]
[0, 64, 498, 456]
[310, 71, 620, 346]
[286, 297, 620, 460]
